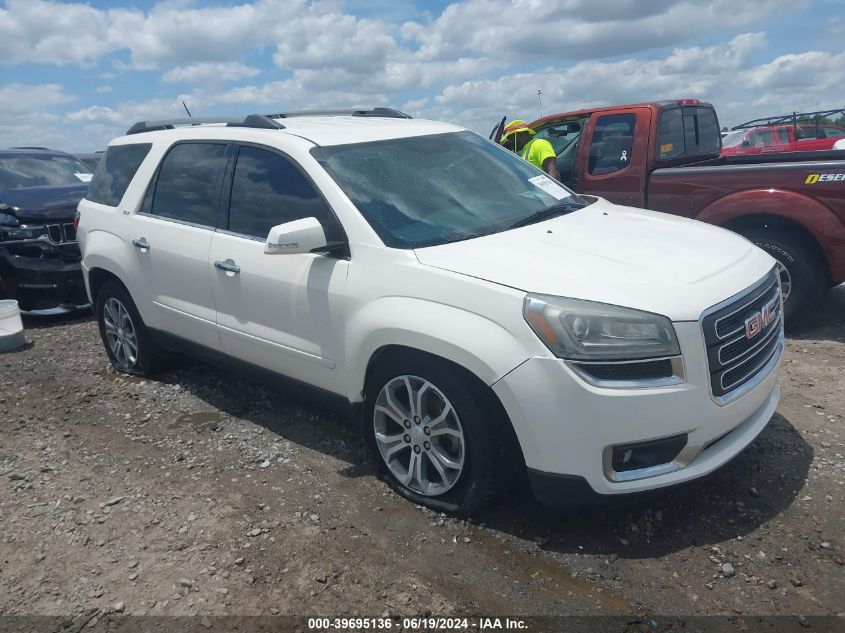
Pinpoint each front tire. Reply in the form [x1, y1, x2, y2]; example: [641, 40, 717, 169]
[743, 229, 825, 328]
[96, 281, 163, 376]
[365, 355, 504, 516]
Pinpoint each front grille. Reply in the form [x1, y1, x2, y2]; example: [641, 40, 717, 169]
[577, 359, 673, 381]
[45, 222, 77, 244]
[702, 271, 782, 399]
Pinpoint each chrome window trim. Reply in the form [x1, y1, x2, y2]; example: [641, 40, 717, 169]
[567, 355, 685, 389]
[135, 211, 216, 232]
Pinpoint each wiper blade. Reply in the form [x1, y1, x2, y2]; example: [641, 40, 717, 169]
[506, 201, 581, 230]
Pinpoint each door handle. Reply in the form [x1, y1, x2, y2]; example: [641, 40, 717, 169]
[214, 259, 241, 274]
[132, 238, 150, 250]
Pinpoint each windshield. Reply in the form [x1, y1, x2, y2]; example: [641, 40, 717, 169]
[721, 131, 746, 148]
[312, 131, 592, 248]
[0, 155, 94, 190]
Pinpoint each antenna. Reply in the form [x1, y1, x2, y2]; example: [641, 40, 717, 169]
[537, 90, 543, 118]
[182, 101, 192, 117]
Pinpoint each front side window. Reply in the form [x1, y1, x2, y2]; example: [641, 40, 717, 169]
[151, 143, 227, 227]
[0, 154, 93, 190]
[86, 143, 151, 207]
[227, 146, 340, 241]
[657, 106, 721, 160]
[312, 131, 593, 249]
[589, 114, 636, 175]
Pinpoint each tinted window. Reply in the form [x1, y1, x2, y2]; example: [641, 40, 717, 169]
[658, 106, 720, 160]
[228, 146, 340, 240]
[0, 154, 93, 190]
[151, 143, 227, 226]
[86, 144, 150, 206]
[777, 128, 790, 144]
[589, 114, 635, 175]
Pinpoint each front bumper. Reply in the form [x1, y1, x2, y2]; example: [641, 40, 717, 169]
[0, 246, 87, 311]
[492, 321, 782, 501]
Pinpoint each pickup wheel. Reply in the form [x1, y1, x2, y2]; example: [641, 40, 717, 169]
[365, 356, 502, 517]
[743, 230, 825, 327]
[96, 281, 164, 376]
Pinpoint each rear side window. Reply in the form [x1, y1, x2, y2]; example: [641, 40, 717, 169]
[589, 113, 635, 175]
[86, 144, 151, 206]
[227, 145, 341, 241]
[657, 107, 720, 160]
[151, 143, 227, 227]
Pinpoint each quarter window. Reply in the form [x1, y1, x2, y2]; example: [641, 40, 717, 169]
[151, 143, 227, 227]
[227, 146, 339, 240]
[86, 144, 151, 207]
[589, 113, 635, 175]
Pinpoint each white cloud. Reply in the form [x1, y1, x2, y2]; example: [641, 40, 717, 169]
[162, 62, 261, 84]
[96, 86, 113, 93]
[0, 0, 112, 65]
[0, 82, 76, 113]
[405, 0, 799, 62]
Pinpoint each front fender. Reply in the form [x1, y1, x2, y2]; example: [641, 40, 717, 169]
[696, 188, 845, 281]
[343, 296, 534, 403]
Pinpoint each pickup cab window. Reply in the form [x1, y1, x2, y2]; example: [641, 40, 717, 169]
[588, 114, 635, 175]
[657, 106, 720, 160]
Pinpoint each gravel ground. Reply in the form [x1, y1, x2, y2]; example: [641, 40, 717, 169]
[0, 287, 842, 622]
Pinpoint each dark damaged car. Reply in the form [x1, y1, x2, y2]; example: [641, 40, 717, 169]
[0, 148, 92, 312]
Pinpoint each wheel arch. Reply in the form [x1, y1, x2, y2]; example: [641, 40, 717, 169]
[362, 343, 527, 476]
[696, 189, 845, 284]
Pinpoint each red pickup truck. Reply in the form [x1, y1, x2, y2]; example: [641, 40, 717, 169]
[494, 100, 845, 325]
[721, 123, 845, 156]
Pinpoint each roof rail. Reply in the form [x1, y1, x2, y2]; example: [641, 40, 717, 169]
[264, 107, 412, 120]
[733, 108, 845, 130]
[9, 146, 51, 150]
[125, 114, 285, 135]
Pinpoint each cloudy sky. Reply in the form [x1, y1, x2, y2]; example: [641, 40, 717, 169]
[1, 0, 844, 151]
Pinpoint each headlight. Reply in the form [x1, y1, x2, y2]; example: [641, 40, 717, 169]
[0, 214, 46, 243]
[523, 294, 680, 361]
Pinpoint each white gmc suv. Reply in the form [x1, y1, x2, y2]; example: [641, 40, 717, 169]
[78, 109, 784, 515]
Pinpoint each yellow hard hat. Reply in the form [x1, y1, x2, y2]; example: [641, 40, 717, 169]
[500, 119, 535, 144]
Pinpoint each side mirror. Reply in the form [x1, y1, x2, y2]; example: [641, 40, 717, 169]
[741, 140, 751, 147]
[264, 217, 327, 255]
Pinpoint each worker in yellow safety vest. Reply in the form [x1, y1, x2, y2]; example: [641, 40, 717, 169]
[499, 120, 559, 180]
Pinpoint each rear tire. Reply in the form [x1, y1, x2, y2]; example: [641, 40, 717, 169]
[96, 281, 164, 376]
[742, 229, 825, 328]
[364, 354, 506, 517]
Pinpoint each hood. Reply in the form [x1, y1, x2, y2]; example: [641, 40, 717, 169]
[414, 199, 776, 321]
[0, 185, 88, 223]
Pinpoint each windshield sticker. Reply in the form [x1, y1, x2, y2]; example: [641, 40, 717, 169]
[75, 173, 93, 182]
[660, 143, 673, 155]
[528, 175, 570, 200]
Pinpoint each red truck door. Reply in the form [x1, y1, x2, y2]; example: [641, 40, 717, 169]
[576, 107, 649, 208]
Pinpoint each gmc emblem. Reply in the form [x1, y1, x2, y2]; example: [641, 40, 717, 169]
[745, 298, 778, 339]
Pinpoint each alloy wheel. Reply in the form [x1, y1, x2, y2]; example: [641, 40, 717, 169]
[103, 297, 139, 369]
[373, 375, 466, 496]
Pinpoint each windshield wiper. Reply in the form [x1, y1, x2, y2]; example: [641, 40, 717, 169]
[506, 200, 582, 230]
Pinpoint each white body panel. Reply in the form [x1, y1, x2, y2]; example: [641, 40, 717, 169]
[78, 115, 782, 500]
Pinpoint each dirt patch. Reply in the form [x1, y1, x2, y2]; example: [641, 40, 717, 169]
[1, 288, 843, 619]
